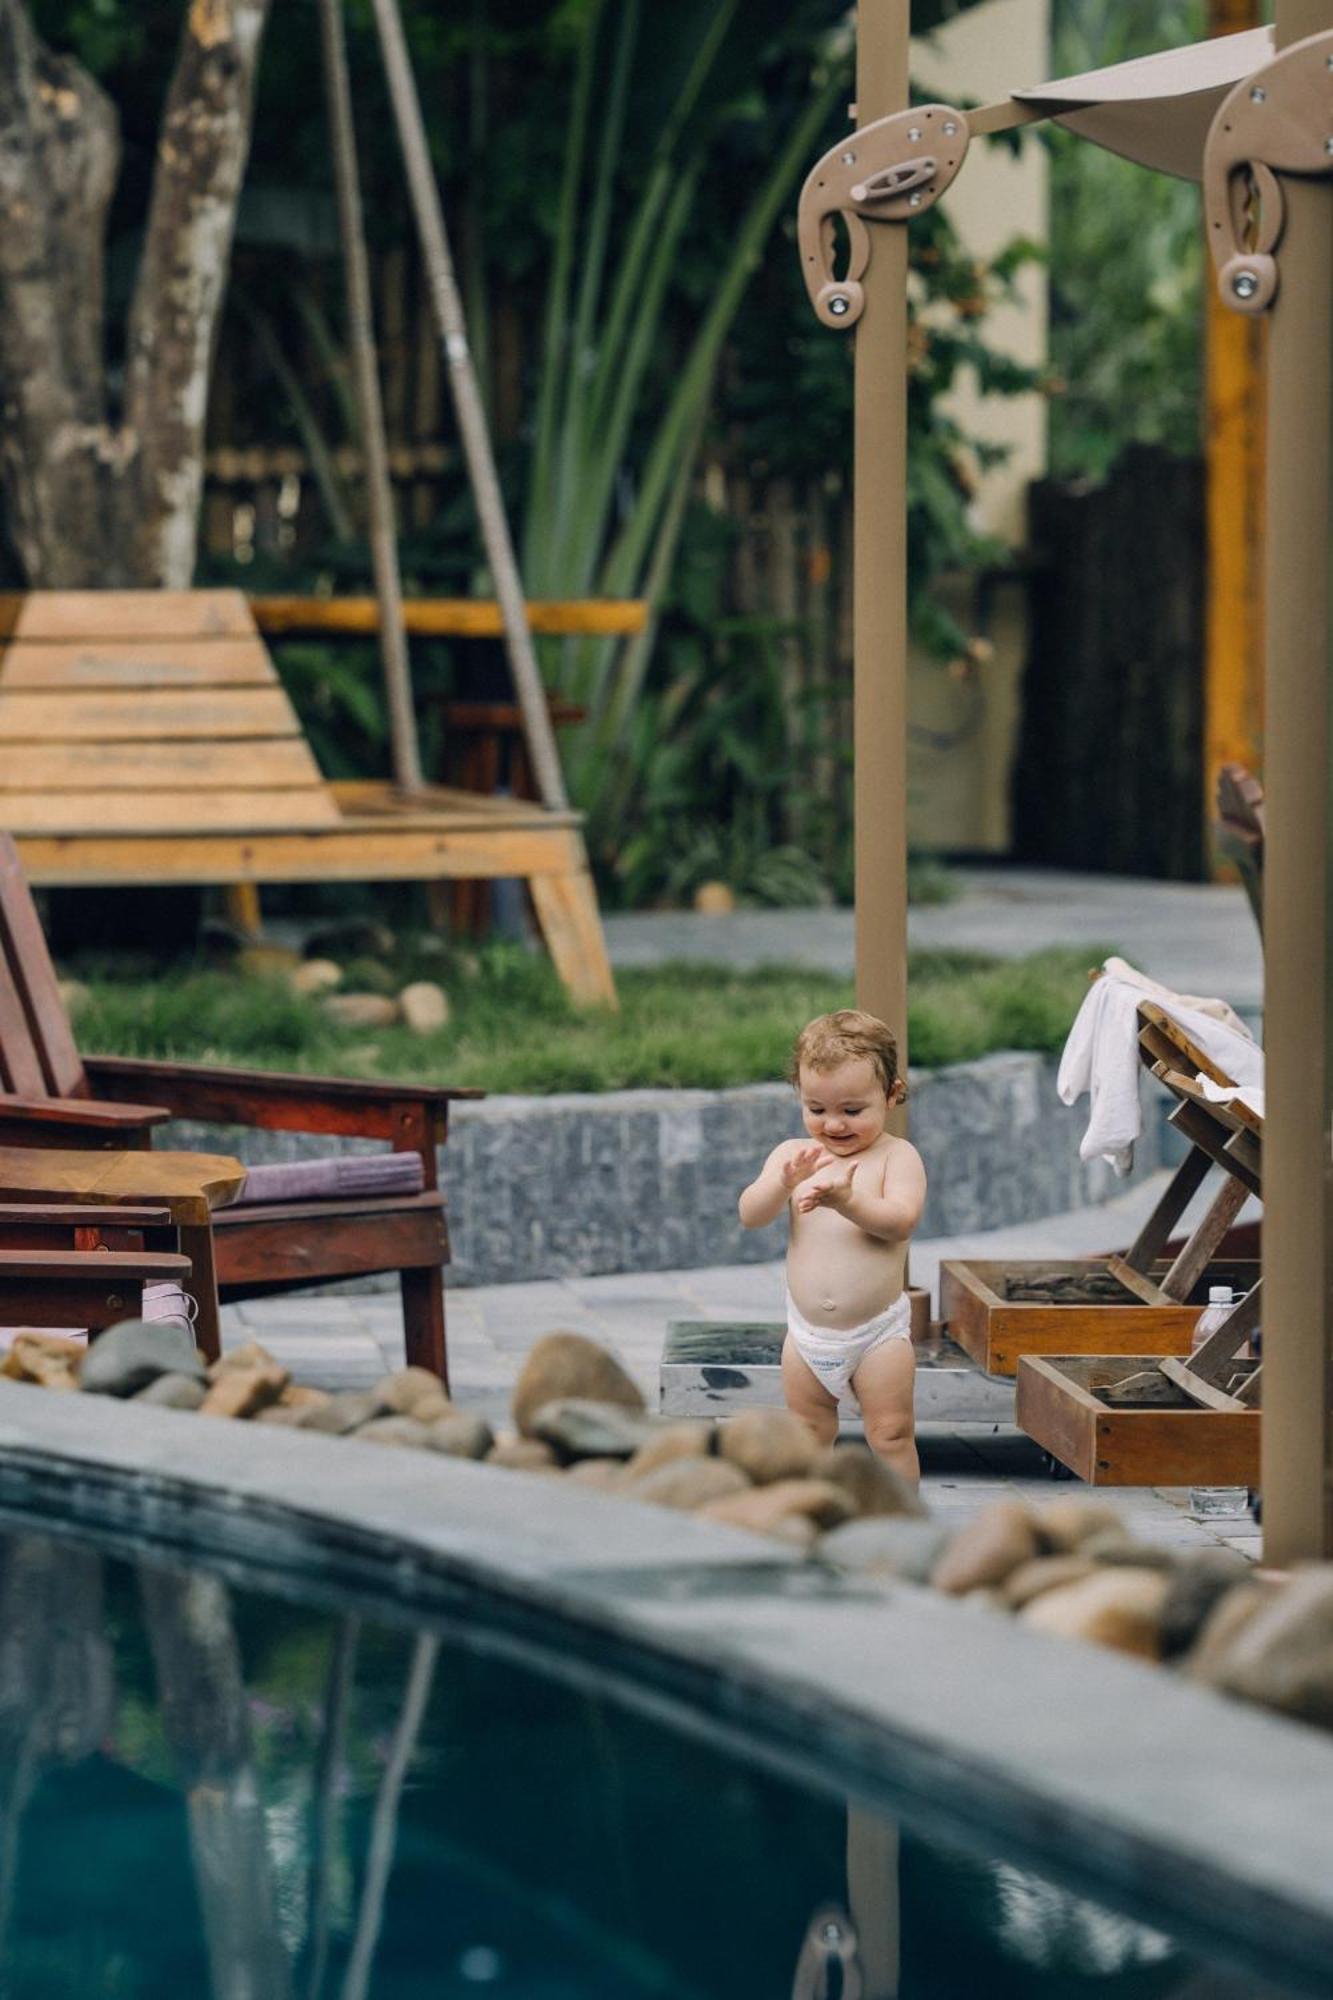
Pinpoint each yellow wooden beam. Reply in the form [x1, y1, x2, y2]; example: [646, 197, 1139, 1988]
[249, 595, 648, 639]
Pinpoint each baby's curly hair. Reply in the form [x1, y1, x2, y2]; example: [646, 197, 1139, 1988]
[789, 1009, 906, 1100]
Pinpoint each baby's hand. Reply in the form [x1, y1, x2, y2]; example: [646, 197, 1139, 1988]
[795, 1161, 858, 1214]
[781, 1144, 828, 1192]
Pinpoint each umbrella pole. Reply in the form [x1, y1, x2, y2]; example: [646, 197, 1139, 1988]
[1260, 0, 1333, 1563]
[854, 0, 911, 1098]
[317, 0, 423, 796]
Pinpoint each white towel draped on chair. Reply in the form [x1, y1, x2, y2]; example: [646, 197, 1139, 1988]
[1058, 957, 1264, 1173]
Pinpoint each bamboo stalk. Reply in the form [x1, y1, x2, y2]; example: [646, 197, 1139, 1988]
[367, 0, 570, 813]
[317, 0, 423, 794]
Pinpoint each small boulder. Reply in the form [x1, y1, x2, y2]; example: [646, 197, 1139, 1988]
[624, 1422, 714, 1478]
[1187, 1569, 1333, 1727]
[564, 1459, 626, 1490]
[811, 1442, 926, 1519]
[1035, 1500, 1127, 1552]
[356, 1416, 434, 1449]
[378, 1367, 452, 1422]
[931, 1502, 1043, 1595]
[719, 1409, 818, 1485]
[2, 1332, 84, 1392]
[700, 1478, 854, 1537]
[296, 1387, 389, 1435]
[399, 981, 451, 1035]
[323, 993, 401, 1030]
[424, 1412, 493, 1460]
[290, 958, 342, 997]
[1186, 1582, 1277, 1680]
[818, 1517, 949, 1583]
[1078, 1531, 1177, 1571]
[485, 1437, 559, 1472]
[278, 1383, 331, 1411]
[1021, 1567, 1171, 1660]
[208, 1340, 282, 1381]
[1158, 1549, 1252, 1661]
[531, 1398, 654, 1463]
[1002, 1555, 1099, 1612]
[134, 1372, 208, 1412]
[512, 1333, 645, 1438]
[622, 1458, 751, 1512]
[82, 1320, 203, 1399]
[199, 1357, 289, 1419]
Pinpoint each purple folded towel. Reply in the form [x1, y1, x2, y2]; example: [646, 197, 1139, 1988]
[233, 1154, 426, 1206]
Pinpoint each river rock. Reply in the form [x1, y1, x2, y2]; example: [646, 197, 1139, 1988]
[323, 992, 401, 1030]
[1035, 1500, 1128, 1552]
[1021, 1567, 1170, 1659]
[2, 1332, 84, 1391]
[1002, 1555, 1099, 1611]
[295, 1387, 388, 1435]
[532, 1397, 654, 1462]
[290, 958, 342, 996]
[769, 1516, 820, 1552]
[399, 981, 451, 1035]
[719, 1409, 818, 1485]
[1158, 1549, 1252, 1660]
[81, 1319, 204, 1398]
[623, 1458, 751, 1512]
[512, 1333, 645, 1438]
[485, 1437, 559, 1472]
[255, 1404, 307, 1426]
[931, 1502, 1044, 1594]
[1078, 1531, 1178, 1571]
[811, 1442, 926, 1519]
[199, 1356, 290, 1419]
[1188, 1569, 1333, 1726]
[379, 1366, 452, 1421]
[134, 1372, 208, 1412]
[1186, 1582, 1277, 1680]
[356, 1416, 434, 1449]
[818, 1517, 950, 1583]
[700, 1478, 854, 1537]
[565, 1459, 626, 1490]
[624, 1422, 714, 1478]
[424, 1412, 494, 1460]
[207, 1340, 281, 1380]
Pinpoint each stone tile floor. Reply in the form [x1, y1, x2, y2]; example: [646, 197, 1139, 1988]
[223, 1163, 1263, 1562]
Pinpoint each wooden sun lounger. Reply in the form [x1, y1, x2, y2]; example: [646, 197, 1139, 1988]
[0, 589, 615, 1006]
[1016, 999, 1265, 1484]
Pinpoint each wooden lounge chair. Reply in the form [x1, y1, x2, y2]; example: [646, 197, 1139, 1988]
[0, 836, 479, 1385]
[0, 1202, 191, 1338]
[1017, 1001, 1264, 1484]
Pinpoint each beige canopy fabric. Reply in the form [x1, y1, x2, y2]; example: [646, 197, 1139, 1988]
[1011, 25, 1274, 180]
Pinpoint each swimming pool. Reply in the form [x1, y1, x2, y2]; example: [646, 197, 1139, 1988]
[0, 1518, 1315, 1999]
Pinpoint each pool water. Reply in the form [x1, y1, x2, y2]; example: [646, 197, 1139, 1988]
[0, 1526, 1307, 1998]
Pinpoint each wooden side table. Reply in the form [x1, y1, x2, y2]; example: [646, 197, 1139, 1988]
[0, 1148, 247, 1360]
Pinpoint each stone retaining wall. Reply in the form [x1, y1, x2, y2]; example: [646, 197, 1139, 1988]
[172, 1051, 1164, 1288]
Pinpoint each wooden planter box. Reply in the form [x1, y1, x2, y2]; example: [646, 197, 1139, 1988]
[940, 1257, 1259, 1378]
[1016, 1355, 1261, 1486]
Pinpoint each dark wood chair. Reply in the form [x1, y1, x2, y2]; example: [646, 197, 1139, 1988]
[0, 1202, 191, 1336]
[0, 837, 479, 1385]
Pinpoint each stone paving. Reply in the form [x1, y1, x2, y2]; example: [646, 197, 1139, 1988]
[224, 1162, 1263, 1564]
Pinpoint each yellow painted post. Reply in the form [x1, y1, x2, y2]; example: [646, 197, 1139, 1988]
[1203, 0, 1266, 867]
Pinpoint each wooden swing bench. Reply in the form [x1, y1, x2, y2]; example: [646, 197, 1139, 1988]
[1016, 1002, 1264, 1486]
[0, 588, 624, 1007]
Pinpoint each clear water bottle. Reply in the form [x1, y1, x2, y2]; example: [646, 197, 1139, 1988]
[1189, 1286, 1249, 1519]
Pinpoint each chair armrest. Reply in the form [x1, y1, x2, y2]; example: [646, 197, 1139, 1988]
[83, 1057, 483, 1143]
[0, 1093, 170, 1138]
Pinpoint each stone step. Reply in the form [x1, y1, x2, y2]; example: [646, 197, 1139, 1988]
[659, 1319, 1016, 1425]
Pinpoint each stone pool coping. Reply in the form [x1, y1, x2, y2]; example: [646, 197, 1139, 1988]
[0, 1381, 1327, 1989]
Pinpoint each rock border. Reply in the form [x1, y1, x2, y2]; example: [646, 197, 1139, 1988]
[0, 1379, 1327, 1989]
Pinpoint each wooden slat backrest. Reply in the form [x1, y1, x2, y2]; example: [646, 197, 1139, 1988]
[0, 837, 86, 1098]
[1136, 1000, 1239, 1090]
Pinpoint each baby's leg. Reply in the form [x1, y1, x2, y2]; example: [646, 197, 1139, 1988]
[781, 1335, 840, 1446]
[851, 1336, 918, 1487]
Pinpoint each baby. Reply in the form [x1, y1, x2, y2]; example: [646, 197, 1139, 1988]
[738, 1010, 926, 1482]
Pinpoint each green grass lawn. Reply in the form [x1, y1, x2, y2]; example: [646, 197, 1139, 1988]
[73, 945, 1101, 1096]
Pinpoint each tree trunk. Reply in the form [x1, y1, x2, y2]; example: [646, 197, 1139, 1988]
[0, 0, 272, 587]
